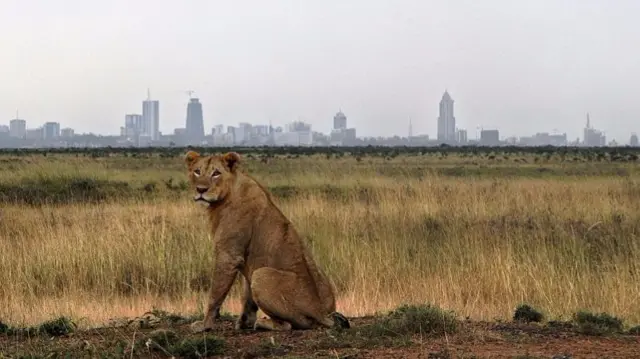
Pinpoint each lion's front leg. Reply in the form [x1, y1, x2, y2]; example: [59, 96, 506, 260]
[192, 252, 242, 333]
[203, 264, 239, 330]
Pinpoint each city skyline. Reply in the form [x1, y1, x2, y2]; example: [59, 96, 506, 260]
[0, 89, 636, 143]
[0, 89, 624, 148]
[0, 86, 635, 143]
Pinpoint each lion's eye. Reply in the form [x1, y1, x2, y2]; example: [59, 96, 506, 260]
[194, 168, 201, 176]
[212, 169, 222, 178]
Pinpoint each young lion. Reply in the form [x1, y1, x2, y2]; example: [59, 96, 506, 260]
[185, 151, 350, 332]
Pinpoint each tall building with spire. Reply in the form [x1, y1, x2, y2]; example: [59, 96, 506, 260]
[437, 90, 456, 143]
[583, 113, 606, 146]
[185, 97, 204, 142]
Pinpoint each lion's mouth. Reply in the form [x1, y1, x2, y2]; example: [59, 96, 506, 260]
[194, 194, 220, 206]
[194, 195, 212, 203]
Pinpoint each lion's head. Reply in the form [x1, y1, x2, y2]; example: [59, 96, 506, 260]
[184, 151, 241, 206]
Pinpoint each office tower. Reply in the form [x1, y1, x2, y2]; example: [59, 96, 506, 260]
[437, 90, 456, 143]
[142, 89, 160, 141]
[185, 97, 204, 140]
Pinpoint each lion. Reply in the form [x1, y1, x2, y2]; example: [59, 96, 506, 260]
[184, 150, 350, 332]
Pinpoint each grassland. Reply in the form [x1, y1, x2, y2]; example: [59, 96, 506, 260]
[1, 146, 640, 357]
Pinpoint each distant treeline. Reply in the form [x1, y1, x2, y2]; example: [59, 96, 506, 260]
[0, 145, 639, 161]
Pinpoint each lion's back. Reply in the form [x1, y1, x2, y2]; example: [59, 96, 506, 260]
[223, 174, 310, 268]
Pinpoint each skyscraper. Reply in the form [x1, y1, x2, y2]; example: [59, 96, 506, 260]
[437, 90, 456, 143]
[43, 122, 60, 140]
[185, 97, 204, 141]
[583, 113, 605, 146]
[333, 110, 347, 130]
[122, 114, 143, 138]
[9, 118, 26, 139]
[142, 89, 160, 141]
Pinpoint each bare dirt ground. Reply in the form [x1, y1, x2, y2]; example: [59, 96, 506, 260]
[2, 314, 639, 358]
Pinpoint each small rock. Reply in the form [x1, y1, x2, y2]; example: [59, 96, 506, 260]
[190, 320, 206, 333]
[127, 313, 161, 330]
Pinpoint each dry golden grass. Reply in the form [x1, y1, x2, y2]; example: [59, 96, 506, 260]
[0, 152, 639, 328]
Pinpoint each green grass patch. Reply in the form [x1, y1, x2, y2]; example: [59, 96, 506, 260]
[313, 304, 459, 351]
[1, 316, 77, 337]
[572, 311, 624, 335]
[143, 331, 225, 359]
[513, 304, 544, 323]
[0, 177, 133, 205]
[365, 304, 459, 337]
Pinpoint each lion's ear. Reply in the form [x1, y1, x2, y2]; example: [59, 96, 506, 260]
[185, 151, 200, 167]
[222, 152, 241, 172]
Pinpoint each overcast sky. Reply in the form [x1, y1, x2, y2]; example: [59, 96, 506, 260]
[1, 0, 639, 141]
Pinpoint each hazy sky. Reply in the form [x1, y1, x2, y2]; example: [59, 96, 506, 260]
[1, 0, 639, 141]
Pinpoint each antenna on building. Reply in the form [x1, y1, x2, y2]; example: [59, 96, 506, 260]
[586, 112, 590, 128]
[408, 117, 413, 138]
[16, 109, 19, 119]
[147, 88, 151, 100]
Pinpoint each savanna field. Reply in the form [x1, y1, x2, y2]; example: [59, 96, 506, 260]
[1, 146, 640, 358]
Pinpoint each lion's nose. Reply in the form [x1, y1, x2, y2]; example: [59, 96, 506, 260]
[196, 186, 209, 194]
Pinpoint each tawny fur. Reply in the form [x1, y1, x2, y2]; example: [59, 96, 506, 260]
[184, 151, 349, 332]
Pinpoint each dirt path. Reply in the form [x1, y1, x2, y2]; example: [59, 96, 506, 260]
[2, 316, 639, 358]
